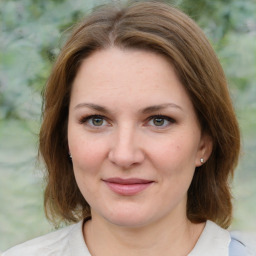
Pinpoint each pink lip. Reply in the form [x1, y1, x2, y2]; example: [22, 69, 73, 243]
[103, 178, 154, 196]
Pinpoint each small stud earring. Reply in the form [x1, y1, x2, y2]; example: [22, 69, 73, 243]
[69, 153, 72, 159]
[200, 158, 204, 164]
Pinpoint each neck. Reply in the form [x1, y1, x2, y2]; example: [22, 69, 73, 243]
[84, 211, 205, 256]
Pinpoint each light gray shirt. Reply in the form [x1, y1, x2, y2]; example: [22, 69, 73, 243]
[2, 220, 231, 256]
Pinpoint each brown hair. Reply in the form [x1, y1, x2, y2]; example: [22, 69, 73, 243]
[39, 1, 240, 228]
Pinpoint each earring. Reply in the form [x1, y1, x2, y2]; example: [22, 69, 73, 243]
[69, 153, 72, 159]
[200, 158, 204, 164]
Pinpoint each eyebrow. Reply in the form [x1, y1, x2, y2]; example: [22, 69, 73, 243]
[74, 102, 183, 113]
[74, 103, 110, 114]
[141, 103, 183, 114]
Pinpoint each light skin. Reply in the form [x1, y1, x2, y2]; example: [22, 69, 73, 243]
[68, 47, 212, 256]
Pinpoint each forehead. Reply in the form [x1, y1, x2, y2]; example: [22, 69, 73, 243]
[70, 47, 193, 112]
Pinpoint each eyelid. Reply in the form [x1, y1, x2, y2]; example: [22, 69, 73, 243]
[147, 114, 175, 121]
[79, 114, 110, 127]
[146, 114, 175, 127]
[78, 114, 175, 128]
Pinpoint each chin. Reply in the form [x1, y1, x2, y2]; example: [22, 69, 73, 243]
[108, 215, 151, 228]
[100, 207, 157, 228]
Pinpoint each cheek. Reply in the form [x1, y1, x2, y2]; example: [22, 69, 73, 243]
[70, 137, 108, 198]
[148, 134, 199, 172]
[69, 132, 109, 174]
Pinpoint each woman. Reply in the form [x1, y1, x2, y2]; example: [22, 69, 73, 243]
[3, 1, 246, 255]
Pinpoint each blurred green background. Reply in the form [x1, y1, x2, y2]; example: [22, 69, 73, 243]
[0, 0, 255, 252]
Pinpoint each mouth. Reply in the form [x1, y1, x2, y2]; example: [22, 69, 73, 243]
[103, 177, 154, 196]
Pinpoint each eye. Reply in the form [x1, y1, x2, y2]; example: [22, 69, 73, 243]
[90, 116, 105, 126]
[147, 115, 175, 128]
[79, 115, 108, 127]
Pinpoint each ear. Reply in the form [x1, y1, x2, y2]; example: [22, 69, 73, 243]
[195, 133, 213, 167]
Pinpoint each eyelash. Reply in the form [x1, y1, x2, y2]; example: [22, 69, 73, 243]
[79, 114, 175, 128]
[79, 115, 108, 127]
[147, 115, 175, 128]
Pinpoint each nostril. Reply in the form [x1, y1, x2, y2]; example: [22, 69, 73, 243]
[108, 146, 145, 168]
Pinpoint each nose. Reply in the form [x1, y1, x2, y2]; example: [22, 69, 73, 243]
[108, 125, 145, 169]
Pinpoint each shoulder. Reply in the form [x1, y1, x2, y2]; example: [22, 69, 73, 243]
[190, 220, 249, 256]
[189, 220, 231, 256]
[229, 236, 248, 256]
[2, 221, 84, 256]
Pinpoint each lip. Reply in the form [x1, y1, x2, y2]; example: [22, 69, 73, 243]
[103, 177, 154, 196]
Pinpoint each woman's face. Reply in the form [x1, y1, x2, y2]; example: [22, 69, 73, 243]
[68, 47, 211, 228]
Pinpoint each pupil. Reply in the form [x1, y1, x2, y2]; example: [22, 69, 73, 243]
[93, 118, 103, 126]
[154, 118, 164, 126]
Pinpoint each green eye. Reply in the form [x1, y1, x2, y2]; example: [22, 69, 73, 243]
[148, 115, 175, 128]
[153, 118, 165, 126]
[80, 115, 107, 127]
[92, 117, 104, 126]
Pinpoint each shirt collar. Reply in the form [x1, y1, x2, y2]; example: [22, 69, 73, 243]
[188, 220, 231, 256]
[68, 219, 231, 256]
[68, 220, 91, 256]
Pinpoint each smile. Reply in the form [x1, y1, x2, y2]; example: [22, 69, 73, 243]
[103, 177, 154, 196]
